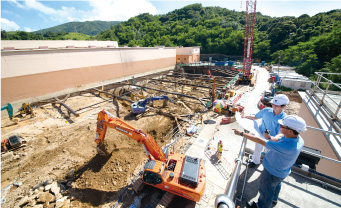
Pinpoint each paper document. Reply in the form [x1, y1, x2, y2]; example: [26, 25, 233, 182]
[235, 112, 266, 140]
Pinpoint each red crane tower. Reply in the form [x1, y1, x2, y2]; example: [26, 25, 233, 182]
[239, 0, 257, 85]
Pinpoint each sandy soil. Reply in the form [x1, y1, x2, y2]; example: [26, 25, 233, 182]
[1, 82, 209, 208]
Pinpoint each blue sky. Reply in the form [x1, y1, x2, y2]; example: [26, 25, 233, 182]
[1, 0, 341, 32]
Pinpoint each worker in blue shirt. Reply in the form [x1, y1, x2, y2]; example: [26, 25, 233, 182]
[242, 94, 289, 168]
[233, 115, 306, 208]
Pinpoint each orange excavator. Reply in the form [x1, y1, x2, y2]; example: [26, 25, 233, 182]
[95, 110, 206, 202]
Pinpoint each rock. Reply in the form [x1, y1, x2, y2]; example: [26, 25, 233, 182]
[33, 189, 39, 195]
[33, 183, 42, 190]
[17, 196, 29, 207]
[45, 184, 52, 191]
[26, 196, 37, 207]
[37, 192, 55, 203]
[67, 169, 75, 178]
[55, 196, 66, 208]
[119, 167, 123, 172]
[55, 196, 71, 208]
[2, 152, 14, 161]
[33, 204, 44, 208]
[47, 202, 56, 208]
[43, 179, 53, 186]
[50, 182, 60, 196]
[28, 189, 34, 196]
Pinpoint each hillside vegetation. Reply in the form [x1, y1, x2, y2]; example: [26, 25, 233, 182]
[35, 21, 120, 36]
[1, 4, 340, 82]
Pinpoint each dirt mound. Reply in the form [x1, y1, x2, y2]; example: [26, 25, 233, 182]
[277, 90, 303, 103]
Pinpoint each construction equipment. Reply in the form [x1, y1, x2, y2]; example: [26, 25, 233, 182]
[130, 90, 146, 101]
[1, 103, 14, 120]
[19, 103, 34, 117]
[1, 134, 22, 152]
[131, 95, 173, 114]
[95, 110, 206, 202]
[238, 0, 257, 86]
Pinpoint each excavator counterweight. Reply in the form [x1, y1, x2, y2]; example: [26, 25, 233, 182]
[94, 109, 206, 202]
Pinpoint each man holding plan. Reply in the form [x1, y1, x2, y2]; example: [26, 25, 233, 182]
[242, 94, 289, 168]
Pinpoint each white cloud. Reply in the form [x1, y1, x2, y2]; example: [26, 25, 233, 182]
[1, 18, 20, 31]
[10, 0, 87, 24]
[9, 0, 159, 25]
[86, 0, 158, 21]
[23, 27, 33, 32]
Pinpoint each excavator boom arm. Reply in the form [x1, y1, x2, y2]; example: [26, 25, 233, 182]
[140, 95, 172, 107]
[95, 110, 167, 162]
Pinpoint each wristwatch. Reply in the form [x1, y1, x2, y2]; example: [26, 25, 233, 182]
[240, 132, 244, 137]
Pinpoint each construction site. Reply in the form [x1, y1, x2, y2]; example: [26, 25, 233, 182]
[1, 1, 341, 207]
[2, 57, 341, 208]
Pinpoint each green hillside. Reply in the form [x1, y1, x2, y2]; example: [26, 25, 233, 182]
[35, 20, 120, 36]
[95, 4, 340, 81]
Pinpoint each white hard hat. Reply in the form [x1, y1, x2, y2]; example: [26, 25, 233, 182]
[278, 115, 307, 132]
[271, 94, 289, 106]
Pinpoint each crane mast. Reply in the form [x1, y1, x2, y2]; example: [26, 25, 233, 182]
[242, 0, 257, 78]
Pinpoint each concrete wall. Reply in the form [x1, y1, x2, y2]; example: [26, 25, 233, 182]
[1, 46, 176, 105]
[175, 46, 200, 64]
[298, 102, 341, 179]
[176, 54, 200, 64]
[281, 79, 312, 90]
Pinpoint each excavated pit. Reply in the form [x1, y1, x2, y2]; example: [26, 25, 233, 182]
[0, 74, 217, 208]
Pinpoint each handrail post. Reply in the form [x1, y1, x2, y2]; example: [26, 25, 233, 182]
[333, 101, 341, 120]
[215, 137, 247, 208]
[320, 80, 330, 105]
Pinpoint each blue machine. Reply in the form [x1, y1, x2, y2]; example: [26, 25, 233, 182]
[1, 103, 13, 120]
[131, 95, 173, 114]
[214, 62, 226, 66]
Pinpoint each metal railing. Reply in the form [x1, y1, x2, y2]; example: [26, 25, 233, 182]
[310, 72, 341, 123]
[215, 137, 247, 208]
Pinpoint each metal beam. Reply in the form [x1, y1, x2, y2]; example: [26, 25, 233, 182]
[91, 88, 134, 103]
[127, 83, 203, 102]
[150, 78, 223, 90]
[54, 97, 79, 117]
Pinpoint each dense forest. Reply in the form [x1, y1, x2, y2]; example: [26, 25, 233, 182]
[1, 4, 340, 82]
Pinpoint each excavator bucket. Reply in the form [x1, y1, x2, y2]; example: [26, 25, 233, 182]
[96, 142, 111, 156]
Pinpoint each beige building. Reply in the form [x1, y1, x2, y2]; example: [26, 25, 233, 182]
[1, 40, 176, 107]
[176, 46, 200, 64]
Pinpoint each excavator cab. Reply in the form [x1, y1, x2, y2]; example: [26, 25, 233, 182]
[143, 171, 163, 185]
